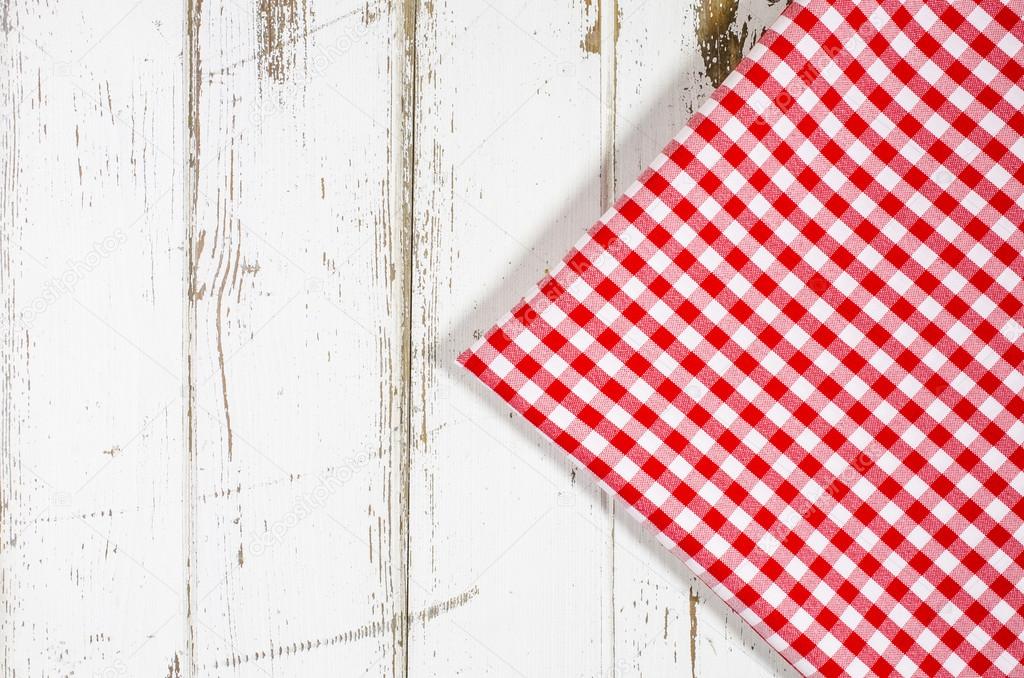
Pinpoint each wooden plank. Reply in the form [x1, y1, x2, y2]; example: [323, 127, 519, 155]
[1, 2, 186, 676]
[612, 1, 797, 676]
[408, 1, 617, 675]
[185, 0, 411, 675]
[0, 1, 835, 675]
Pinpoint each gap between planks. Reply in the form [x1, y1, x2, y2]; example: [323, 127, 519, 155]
[599, 0, 620, 675]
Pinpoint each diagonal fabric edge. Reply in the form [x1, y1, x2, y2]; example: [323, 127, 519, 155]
[459, 0, 1024, 676]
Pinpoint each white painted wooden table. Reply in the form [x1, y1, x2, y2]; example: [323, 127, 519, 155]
[2, 1, 801, 676]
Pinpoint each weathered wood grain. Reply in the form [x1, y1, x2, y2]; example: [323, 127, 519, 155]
[186, 0, 410, 675]
[408, 1, 616, 675]
[1, 1, 806, 676]
[1, 2, 187, 675]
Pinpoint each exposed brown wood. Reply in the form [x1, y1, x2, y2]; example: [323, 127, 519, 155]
[184, 1, 204, 675]
[696, 0, 782, 87]
[257, 0, 309, 83]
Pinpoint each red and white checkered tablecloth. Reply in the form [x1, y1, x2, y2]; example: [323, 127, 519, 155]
[459, 0, 1024, 675]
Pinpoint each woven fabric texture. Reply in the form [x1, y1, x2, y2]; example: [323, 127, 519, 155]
[460, 1, 1024, 675]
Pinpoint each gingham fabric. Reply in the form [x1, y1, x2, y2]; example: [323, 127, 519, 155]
[459, 0, 1024, 675]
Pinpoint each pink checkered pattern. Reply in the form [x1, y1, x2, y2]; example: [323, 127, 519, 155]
[459, 0, 1024, 675]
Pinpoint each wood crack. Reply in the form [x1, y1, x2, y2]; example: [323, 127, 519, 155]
[210, 586, 478, 670]
[183, 1, 203, 676]
[396, 1, 418, 676]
